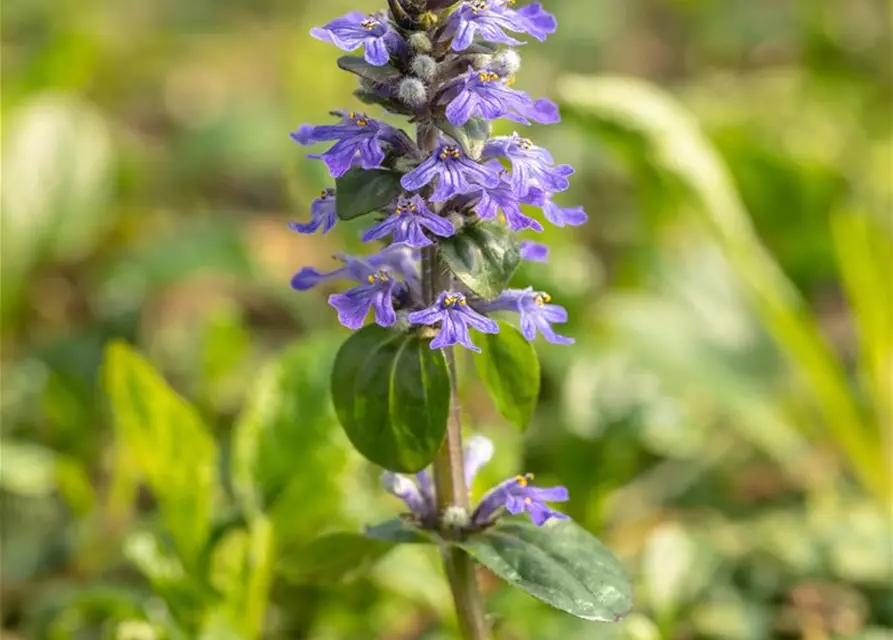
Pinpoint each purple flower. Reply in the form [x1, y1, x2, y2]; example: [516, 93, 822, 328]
[362, 195, 455, 248]
[328, 268, 400, 330]
[520, 240, 549, 262]
[484, 134, 573, 196]
[291, 245, 417, 291]
[401, 143, 500, 202]
[291, 111, 399, 178]
[408, 291, 499, 352]
[477, 287, 573, 344]
[473, 473, 569, 526]
[476, 180, 545, 232]
[310, 12, 401, 66]
[542, 194, 588, 227]
[288, 189, 337, 235]
[444, 68, 560, 127]
[447, 1, 557, 52]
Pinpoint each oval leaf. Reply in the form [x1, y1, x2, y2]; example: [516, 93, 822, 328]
[335, 168, 404, 221]
[331, 325, 449, 472]
[434, 116, 491, 160]
[440, 221, 520, 299]
[457, 519, 633, 622]
[475, 321, 540, 430]
[278, 532, 395, 585]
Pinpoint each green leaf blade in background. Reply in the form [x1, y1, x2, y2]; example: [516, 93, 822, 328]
[277, 532, 396, 585]
[103, 341, 217, 565]
[457, 519, 633, 622]
[335, 168, 404, 221]
[231, 336, 344, 543]
[364, 518, 440, 545]
[330, 325, 449, 473]
[440, 221, 521, 299]
[475, 321, 540, 430]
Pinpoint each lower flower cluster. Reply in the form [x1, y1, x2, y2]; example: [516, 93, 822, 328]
[382, 435, 569, 529]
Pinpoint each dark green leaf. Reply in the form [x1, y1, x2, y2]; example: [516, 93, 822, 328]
[475, 321, 540, 430]
[331, 325, 449, 472]
[337, 56, 402, 85]
[354, 89, 413, 116]
[457, 519, 633, 622]
[364, 518, 440, 544]
[434, 116, 491, 160]
[335, 168, 404, 221]
[440, 221, 520, 299]
[278, 532, 395, 584]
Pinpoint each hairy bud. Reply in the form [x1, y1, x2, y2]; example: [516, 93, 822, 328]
[397, 77, 428, 107]
[490, 49, 521, 77]
[407, 31, 433, 53]
[442, 506, 471, 529]
[469, 54, 492, 70]
[410, 55, 437, 81]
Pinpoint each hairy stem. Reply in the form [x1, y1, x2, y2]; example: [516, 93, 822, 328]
[420, 229, 490, 638]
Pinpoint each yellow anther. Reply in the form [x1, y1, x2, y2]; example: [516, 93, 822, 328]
[409, 204, 418, 211]
[516, 474, 528, 487]
[367, 275, 376, 283]
[519, 138, 533, 151]
[319, 189, 328, 198]
[348, 111, 357, 119]
[524, 497, 533, 505]
[360, 17, 378, 30]
[459, 298, 466, 305]
[355, 118, 368, 127]
[505, 76, 516, 87]
[543, 294, 551, 303]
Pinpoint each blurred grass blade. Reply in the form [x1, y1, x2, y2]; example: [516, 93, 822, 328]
[830, 210, 892, 442]
[103, 340, 218, 564]
[558, 75, 884, 501]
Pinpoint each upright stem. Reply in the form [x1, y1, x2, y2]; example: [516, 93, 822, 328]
[420, 243, 490, 640]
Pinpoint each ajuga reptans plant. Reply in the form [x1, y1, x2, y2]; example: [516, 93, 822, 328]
[290, 1, 632, 636]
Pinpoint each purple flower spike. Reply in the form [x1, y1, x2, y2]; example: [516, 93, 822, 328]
[328, 268, 400, 329]
[477, 287, 574, 344]
[542, 195, 588, 227]
[408, 292, 499, 352]
[310, 12, 400, 66]
[473, 473, 569, 526]
[401, 144, 500, 202]
[445, 68, 561, 127]
[289, 189, 337, 235]
[292, 111, 398, 178]
[484, 134, 573, 197]
[362, 195, 455, 248]
[476, 181, 545, 232]
[520, 240, 549, 262]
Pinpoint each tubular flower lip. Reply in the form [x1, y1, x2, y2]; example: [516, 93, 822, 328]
[542, 194, 588, 227]
[476, 287, 574, 344]
[483, 133, 573, 197]
[473, 473, 569, 526]
[328, 267, 401, 330]
[446, 1, 557, 52]
[310, 11, 403, 66]
[444, 67, 561, 127]
[475, 179, 545, 232]
[291, 111, 400, 178]
[520, 240, 549, 262]
[408, 292, 499, 352]
[401, 143, 501, 202]
[361, 195, 455, 248]
[289, 189, 337, 235]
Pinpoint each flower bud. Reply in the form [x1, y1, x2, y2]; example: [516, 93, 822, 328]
[410, 55, 437, 81]
[490, 49, 521, 77]
[407, 31, 433, 53]
[397, 77, 428, 108]
[469, 54, 492, 70]
[442, 505, 471, 529]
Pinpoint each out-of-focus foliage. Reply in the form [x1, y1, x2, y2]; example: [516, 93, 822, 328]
[2, 0, 890, 638]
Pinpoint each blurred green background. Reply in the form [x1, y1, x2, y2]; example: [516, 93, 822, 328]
[2, 0, 891, 638]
